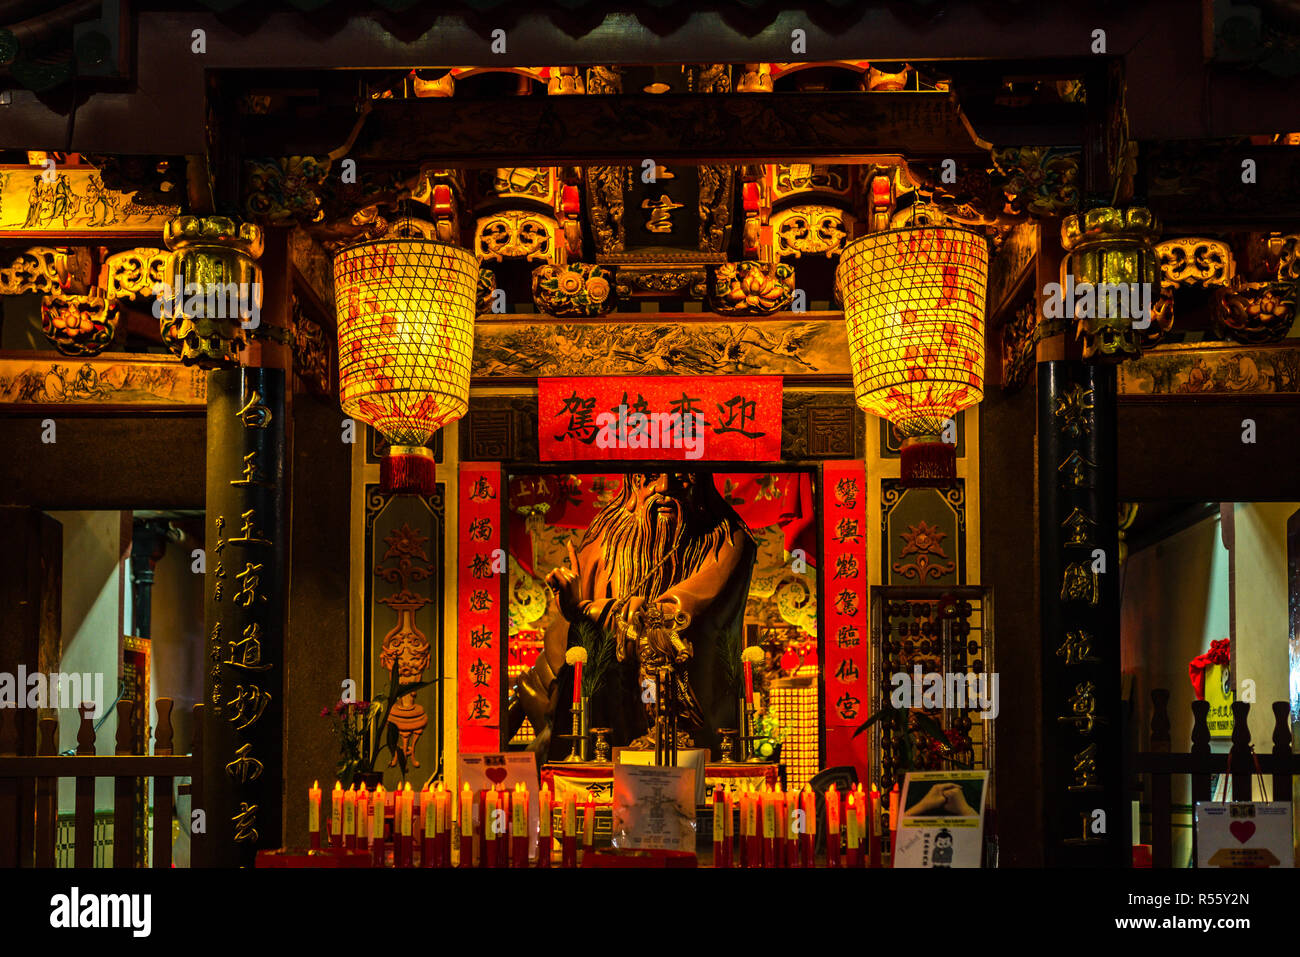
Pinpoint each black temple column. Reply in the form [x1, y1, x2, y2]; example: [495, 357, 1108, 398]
[1038, 360, 1126, 866]
[200, 368, 286, 868]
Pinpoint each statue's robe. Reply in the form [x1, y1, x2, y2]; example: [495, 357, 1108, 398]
[531, 513, 756, 762]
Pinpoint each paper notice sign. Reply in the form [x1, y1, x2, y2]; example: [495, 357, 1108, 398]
[614, 747, 708, 805]
[1195, 802, 1293, 868]
[892, 770, 990, 869]
[611, 763, 697, 852]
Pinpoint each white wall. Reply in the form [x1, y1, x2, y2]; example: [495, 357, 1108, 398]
[1122, 512, 1230, 752]
[46, 510, 123, 810]
[1120, 511, 1230, 865]
[149, 529, 205, 757]
[1234, 502, 1299, 751]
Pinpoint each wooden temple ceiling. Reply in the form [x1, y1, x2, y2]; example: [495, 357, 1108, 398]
[1, 0, 1298, 145]
[0, 1, 1297, 363]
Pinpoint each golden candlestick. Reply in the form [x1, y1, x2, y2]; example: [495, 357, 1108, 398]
[560, 696, 589, 762]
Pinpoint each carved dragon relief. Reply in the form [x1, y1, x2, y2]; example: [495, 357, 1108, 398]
[585, 165, 630, 255]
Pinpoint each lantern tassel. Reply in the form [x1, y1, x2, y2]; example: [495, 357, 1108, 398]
[900, 436, 956, 488]
[382, 445, 436, 495]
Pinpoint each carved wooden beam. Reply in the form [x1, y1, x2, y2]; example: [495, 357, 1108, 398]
[241, 93, 1007, 166]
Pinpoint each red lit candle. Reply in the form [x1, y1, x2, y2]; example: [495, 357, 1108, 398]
[356, 787, 369, 852]
[399, 783, 413, 867]
[780, 790, 790, 863]
[737, 790, 748, 867]
[888, 784, 901, 868]
[761, 788, 776, 867]
[869, 784, 883, 868]
[496, 786, 510, 868]
[721, 789, 734, 868]
[512, 783, 529, 868]
[422, 783, 436, 867]
[745, 789, 760, 868]
[330, 781, 343, 849]
[582, 794, 595, 861]
[799, 785, 816, 867]
[538, 784, 553, 868]
[826, 784, 842, 867]
[497, 786, 508, 867]
[372, 784, 386, 866]
[482, 788, 498, 869]
[855, 785, 870, 868]
[562, 790, 578, 867]
[436, 783, 451, 867]
[309, 780, 322, 850]
[459, 784, 474, 868]
[343, 785, 357, 851]
[846, 792, 862, 867]
[567, 646, 587, 706]
[712, 785, 725, 866]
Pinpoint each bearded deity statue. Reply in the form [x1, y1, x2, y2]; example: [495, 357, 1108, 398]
[508, 472, 756, 761]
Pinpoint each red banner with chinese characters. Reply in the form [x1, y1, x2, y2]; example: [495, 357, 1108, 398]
[458, 463, 502, 752]
[537, 376, 782, 463]
[822, 461, 870, 777]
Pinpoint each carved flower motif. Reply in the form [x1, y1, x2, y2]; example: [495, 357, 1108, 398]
[898, 521, 948, 558]
[712, 261, 795, 315]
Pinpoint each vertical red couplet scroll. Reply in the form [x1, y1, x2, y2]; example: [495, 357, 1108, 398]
[822, 460, 870, 779]
[458, 462, 502, 752]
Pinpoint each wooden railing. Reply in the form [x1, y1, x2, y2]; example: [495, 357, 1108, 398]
[0, 697, 202, 868]
[1134, 689, 1298, 868]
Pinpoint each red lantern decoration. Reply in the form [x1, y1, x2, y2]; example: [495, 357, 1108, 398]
[334, 239, 478, 494]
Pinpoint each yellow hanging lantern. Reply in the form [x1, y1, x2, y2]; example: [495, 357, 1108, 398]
[837, 226, 988, 486]
[334, 239, 478, 494]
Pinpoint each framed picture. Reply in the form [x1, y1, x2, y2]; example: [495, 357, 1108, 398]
[0, 351, 206, 411]
[0, 165, 177, 239]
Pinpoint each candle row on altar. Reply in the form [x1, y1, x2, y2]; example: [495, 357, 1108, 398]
[504, 784, 595, 868]
[308, 780, 600, 867]
[310, 780, 457, 866]
[712, 783, 883, 867]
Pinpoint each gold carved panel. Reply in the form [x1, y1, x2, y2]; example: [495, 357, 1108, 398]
[488, 168, 557, 205]
[0, 247, 68, 295]
[584, 165, 630, 255]
[771, 205, 852, 259]
[104, 247, 170, 300]
[475, 211, 558, 264]
[770, 164, 852, 203]
[1156, 237, 1235, 289]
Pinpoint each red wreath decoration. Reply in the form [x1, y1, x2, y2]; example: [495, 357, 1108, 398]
[1187, 638, 1231, 700]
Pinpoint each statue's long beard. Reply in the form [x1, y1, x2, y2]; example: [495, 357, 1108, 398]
[586, 499, 730, 603]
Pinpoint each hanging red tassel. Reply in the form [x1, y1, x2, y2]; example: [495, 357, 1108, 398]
[382, 445, 436, 495]
[900, 436, 956, 488]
